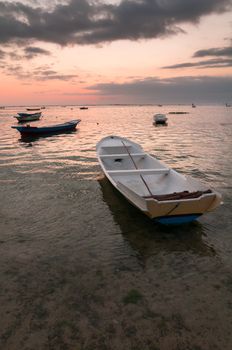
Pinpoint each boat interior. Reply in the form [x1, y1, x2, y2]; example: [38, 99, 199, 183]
[99, 145, 210, 198]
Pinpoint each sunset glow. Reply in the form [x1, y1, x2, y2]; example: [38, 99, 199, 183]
[0, 0, 231, 105]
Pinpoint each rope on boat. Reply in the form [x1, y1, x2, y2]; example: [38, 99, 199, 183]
[121, 140, 154, 197]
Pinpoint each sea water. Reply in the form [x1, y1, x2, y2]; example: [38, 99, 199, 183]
[0, 105, 231, 349]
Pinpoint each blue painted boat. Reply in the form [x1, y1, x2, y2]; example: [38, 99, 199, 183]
[12, 119, 81, 135]
[97, 136, 222, 225]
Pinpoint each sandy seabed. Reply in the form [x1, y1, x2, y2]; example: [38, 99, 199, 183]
[0, 168, 232, 350]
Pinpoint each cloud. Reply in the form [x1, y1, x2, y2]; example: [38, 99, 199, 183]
[0, 0, 231, 45]
[24, 46, 51, 59]
[2, 61, 77, 81]
[193, 46, 232, 57]
[162, 57, 232, 69]
[162, 44, 232, 69]
[87, 75, 232, 103]
[0, 49, 6, 59]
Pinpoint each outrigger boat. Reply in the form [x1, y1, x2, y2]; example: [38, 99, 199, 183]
[96, 136, 222, 225]
[12, 119, 81, 136]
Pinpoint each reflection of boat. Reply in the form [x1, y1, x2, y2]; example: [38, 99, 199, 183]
[80, 107, 88, 110]
[12, 119, 81, 136]
[96, 136, 222, 225]
[98, 176, 216, 260]
[14, 112, 42, 122]
[153, 113, 168, 125]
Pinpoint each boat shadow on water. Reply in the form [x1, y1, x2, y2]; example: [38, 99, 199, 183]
[18, 129, 78, 144]
[98, 176, 216, 261]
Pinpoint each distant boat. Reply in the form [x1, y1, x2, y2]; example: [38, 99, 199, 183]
[169, 111, 189, 115]
[157, 104, 163, 107]
[153, 113, 168, 125]
[192, 103, 196, 108]
[80, 106, 88, 110]
[14, 112, 42, 122]
[0, 106, 5, 109]
[26, 107, 41, 111]
[41, 106, 46, 109]
[18, 112, 42, 117]
[12, 119, 81, 136]
[226, 103, 231, 107]
[96, 136, 222, 225]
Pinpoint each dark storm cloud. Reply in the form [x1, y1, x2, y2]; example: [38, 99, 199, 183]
[24, 46, 51, 59]
[87, 75, 232, 103]
[0, 0, 231, 45]
[193, 46, 232, 57]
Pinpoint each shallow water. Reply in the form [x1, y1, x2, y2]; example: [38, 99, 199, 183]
[0, 105, 232, 349]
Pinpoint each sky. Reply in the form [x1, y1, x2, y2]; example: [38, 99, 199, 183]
[0, 0, 232, 105]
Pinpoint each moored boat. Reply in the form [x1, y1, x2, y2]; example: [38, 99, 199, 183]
[26, 107, 41, 111]
[12, 119, 81, 136]
[96, 136, 222, 225]
[153, 113, 168, 125]
[80, 106, 88, 110]
[14, 112, 42, 122]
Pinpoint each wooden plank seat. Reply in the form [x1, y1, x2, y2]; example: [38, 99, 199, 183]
[101, 145, 133, 154]
[100, 153, 146, 158]
[107, 168, 169, 176]
[144, 189, 212, 201]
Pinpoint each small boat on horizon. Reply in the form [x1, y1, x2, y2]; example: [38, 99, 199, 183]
[26, 107, 41, 111]
[80, 106, 88, 110]
[153, 113, 168, 125]
[96, 136, 222, 225]
[169, 111, 189, 115]
[12, 119, 81, 136]
[14, 112, 42, 122]
[192, 103, 196, 108]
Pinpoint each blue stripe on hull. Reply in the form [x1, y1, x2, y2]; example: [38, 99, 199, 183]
[155, 214, 201, 225]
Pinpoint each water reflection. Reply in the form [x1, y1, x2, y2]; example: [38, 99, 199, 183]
[18, 130, 78, 144]
[98, 177, 216, 262]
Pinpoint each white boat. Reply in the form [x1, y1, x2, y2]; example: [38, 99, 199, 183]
[14, 112, 42, 122]
[96, 136, 222, 225]
[153, 113, 168, 125]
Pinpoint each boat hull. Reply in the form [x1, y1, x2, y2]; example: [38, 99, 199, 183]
[12, 120, 81, 135]
[153, 114, 168, 125]
[15, 114, 41, 122]
[155, 214, 201, 225]
[96, 136, 222, 225]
